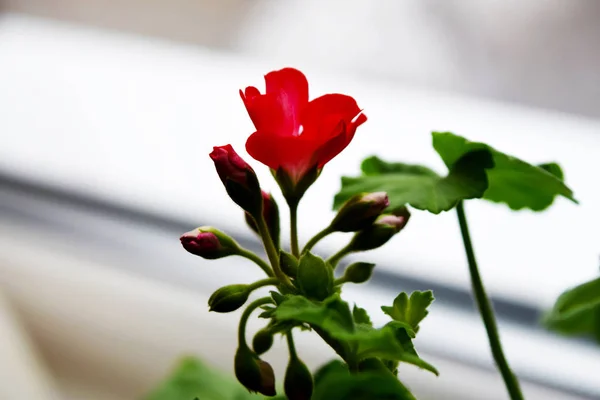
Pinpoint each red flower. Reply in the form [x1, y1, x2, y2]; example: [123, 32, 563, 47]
[240, 68, 367, 183]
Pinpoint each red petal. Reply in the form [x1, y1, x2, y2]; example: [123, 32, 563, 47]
[264, 68, 309, 137]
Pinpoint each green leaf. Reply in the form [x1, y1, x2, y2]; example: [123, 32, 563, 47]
[275, 296, 437, 375]
[432, 132, 577, 211]
[345, 325, 438, 375]
[297, 252, 334, 301]
[382, 291, 434, 333]
[543, 277, 600, 343]
[312, 361, 417, 400]
[144, 356, 259, 400]
[334, 149, 493, 214]
[274, 295, 355, 334]
[353, 305, 373, 326]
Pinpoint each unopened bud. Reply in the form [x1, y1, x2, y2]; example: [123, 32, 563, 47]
[210, 145, 263, 216]
[347, 211, 410, 252]
[279, 251, 299, 278]
[343, 262, 375, 284]
[284, 355, 313, 400]
[330, 192, 389, 232]
[208, 284, 249, 313]
[234, 346, 276, 396]
[180, 227, 240, 259]
[252, 328, 274, 355]
[245, 191, 280, 246]
[296, 252, 333, 301]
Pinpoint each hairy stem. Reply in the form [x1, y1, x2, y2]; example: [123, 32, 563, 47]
[302, 226, 334, 255]
[256, 215, 294, 290]
[326, 245, 352, 270]
[289, 201, 300, 257]
[238, 297, 273, 346]
[238, 248, 274, 277]
[456, 202, 524, 400]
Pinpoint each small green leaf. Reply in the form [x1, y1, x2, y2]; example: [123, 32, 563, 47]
[275, 296, 437, 375]
[297, 252, 334, 301]
[382, 291, 434, 333]
[274, 295, 355, 334]
[344, 325, 438, 375]
[353, 305, 373, 326]
[543, 277, 600, 343]
[312, 361, 417, 400]
[144, 356, 259, 400]
[432, 132, 577, 211]
[334, 149, 493, 214]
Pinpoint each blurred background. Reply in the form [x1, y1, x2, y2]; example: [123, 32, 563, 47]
[1, 1, 599, 399]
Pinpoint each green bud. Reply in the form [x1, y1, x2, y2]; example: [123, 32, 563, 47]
[330, 192, 389, 232]
[180, 226, 240, 260]
[284, 356, 313, 400]
[252, 328, 274, 355]
[296, 252, 333, 301]
[279, 250, 299, 278]
[234, 346, 276, 396]
[347, 211, 410, 252]
[343, 262, 375, 284]
[274, 166, 321, 206]
[208, 284, 249, 313]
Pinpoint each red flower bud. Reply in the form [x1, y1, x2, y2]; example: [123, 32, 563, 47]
[180, 227, 240, 259]
[245, 191, 280, 246]
[240, 68, 367, 199]
[209, 145, 263, 216]
[347, 210, 411, 252]
[330, 192, 389, 232]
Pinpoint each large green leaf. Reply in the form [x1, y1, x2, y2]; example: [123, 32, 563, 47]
[144, 356, 259, 400]
[334, 149, 493, 214]
[432, 132, 577, 211]
[335, 132, 576, 214]
[312, 360, 417, 400]
[543, 277, 600, 343]
[381, 291, 435, 333]
[274, 295, 437, 374]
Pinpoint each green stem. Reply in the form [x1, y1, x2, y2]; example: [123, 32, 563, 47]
[302, 226, 333, 255]
[289, 201, 300, 257]
[286, 330, 298, 359]
[248, 278, 280, 292]
[333, 277, 347, 286]
[238, 248, 274, 277]
[238, 297, 273, 346]
[326, 245, 352, 270]
[456, 202, 524, 400]
[256, 214, 294, 290]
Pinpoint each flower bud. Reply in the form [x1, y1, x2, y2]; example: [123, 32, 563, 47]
[296, 252, 333, 301]
[210, 145, 263, 216]
[252, 328, 274, 355]
[180, 227, 240, 259]
[245, 191, 281, 246]
[347, 211, 410, 252]
[279, 250, 299, 278]
[208, 284, 250, 313]
[342, 262, 375, 284]
[330, 192, 389, 232]
[284, 355, 313, 400]
[234, 346, 276, 396]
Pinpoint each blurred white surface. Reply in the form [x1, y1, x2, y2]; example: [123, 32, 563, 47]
[0, 292, 59, 400]
[1, 13, 599, 310]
